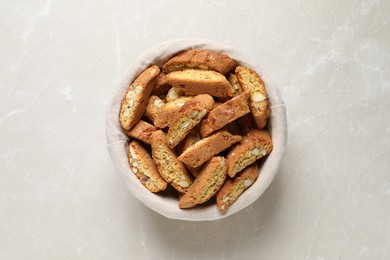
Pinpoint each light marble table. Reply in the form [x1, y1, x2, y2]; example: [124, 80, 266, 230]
[1, 1, 389, 259]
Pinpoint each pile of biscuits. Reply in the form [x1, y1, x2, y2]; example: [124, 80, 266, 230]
[119, 49, 273, 213]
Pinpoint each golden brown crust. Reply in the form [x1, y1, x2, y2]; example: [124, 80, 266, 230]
[216, 164, 259, 212]
[226, 129, 273, 178]
[199, 91, 250, 137]
[166, 69, 235, 98]
[178, 130, 242, 168]
[154, 96, 192, 129]
[179, 156, 227, 208]
[126, 120, 157, 144]
[152, 72, 171, 95]
[150, 130, 193, 193]
[235, 66, 270, 129]
[162, 49, 237, 75]
[128, 141, 167, 192]
[166, 94, 214, 148]
[145, 95, 164, 124]
[119, 65, 160, 130]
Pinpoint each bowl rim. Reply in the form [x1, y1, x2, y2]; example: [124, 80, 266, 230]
[106, 38, 287, 221]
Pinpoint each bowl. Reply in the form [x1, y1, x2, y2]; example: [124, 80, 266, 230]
[106, 38, 287, 221]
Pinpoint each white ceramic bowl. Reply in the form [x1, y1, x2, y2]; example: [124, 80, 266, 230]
[106, 38, 287, 221]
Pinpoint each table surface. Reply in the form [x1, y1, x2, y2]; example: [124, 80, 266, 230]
[1, 0, 389, 259]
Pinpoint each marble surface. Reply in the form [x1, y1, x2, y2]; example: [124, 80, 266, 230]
[1, 0, 389, 259]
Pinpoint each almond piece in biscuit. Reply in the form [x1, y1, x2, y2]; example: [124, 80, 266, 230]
[226, 129, 272, 178]
[119, 65, 160, 130]
[151, 130, 193, 193]
[152, 72, 171, 95]
[228, 73, 242, 96]
[216, 164, 259, 213]
[235, 66, 270, 129]
[178, 130, 242, 168]
[179, 156, 227, 209]
[167, 94, 214, 148]
[166, 87, 184, 102]
[128, 141, 167, 192]
[200, 91, 250, 137]
[154, 96, 192, 129]
[126, 120, 157, 144]
[145, 95, 164, 124]
[162, 49, 237, 75]
[166, 69, 235, 98]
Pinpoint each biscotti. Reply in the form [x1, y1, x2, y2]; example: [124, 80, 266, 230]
[178, 130, 241, 168]
[179, 156, 227, 208]
[126, 120, 157, 144]
[226, 129, 272, 178]
[145, 95, 164, 124]
[128, 141, 167, 192]
[154, 96, 192, 128]
[166, 69, 235, 98]
[235, 66, 270, 129]
[166, 94, 214, 148]
[119, 65, 160, 130]
[163, 49, 237, 75]
[216, 164, 259, 212]
[200, 91, 251, 137]
[150, 130, 193, 193]
[228, 73, 242, 96]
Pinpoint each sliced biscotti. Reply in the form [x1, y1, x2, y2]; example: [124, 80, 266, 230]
[178, 130, 242, 168]
[162, 49, 237, 75]
[226, 129, 272, 178]
[126, 120, 157, 144]
[145, 95, 164, 124]
[166, 69, 235, 98]
[128, 141, 167, 192]
[200, 91, 250, 137]
[119, 65, 160, 130]
[150, 130, 193, 193]
[216, 164, 259, 212]
[179, 156, 227, 208]
[166, 94, 214, 148]
[228, 73, 242, 96]
[152, 72, 171, 95]
[154, 96, 192, 129]
[235, 66, 270, 129]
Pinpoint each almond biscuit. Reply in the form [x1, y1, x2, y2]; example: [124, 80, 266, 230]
[126, 120, 157, 144]
[154, 96, 192, 129]
[166, 69, 235, 98]
[128, 141, 167, 192]
[166, 94, 214, 148]
[235, 66, 270, 129]
[226, 129, 272, 178]
[145, 95, 164, 124]
[119, 65, 160, 130]
[178, 130, 242, 168]
[151, 130, 193, 193]
[162, 49, 237, 75]
[216, 164, 259, 212]
[179, 156, 227, 208]
[200, 91, 250, 137]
